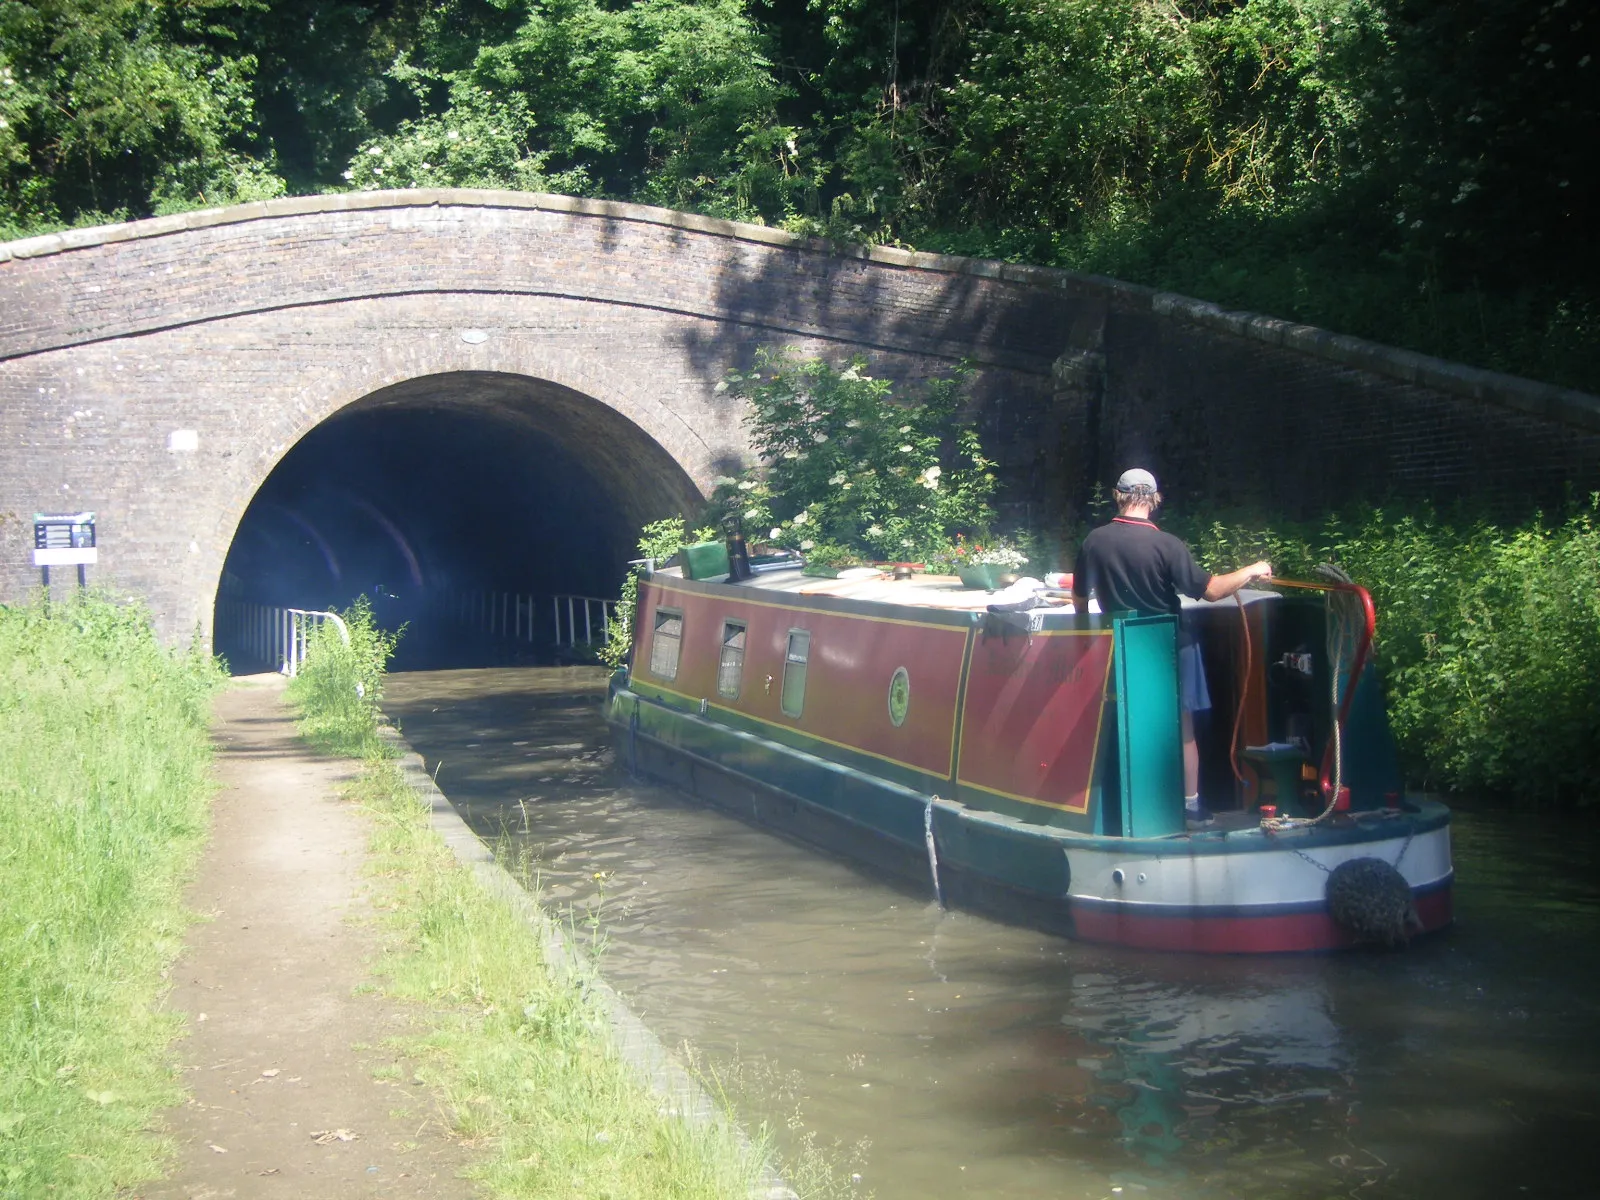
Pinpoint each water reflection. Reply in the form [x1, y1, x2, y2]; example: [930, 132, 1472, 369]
[383, 668, 1600, 1200]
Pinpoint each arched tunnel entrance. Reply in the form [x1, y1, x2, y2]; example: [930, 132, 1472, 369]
[212, 371, 702, 672]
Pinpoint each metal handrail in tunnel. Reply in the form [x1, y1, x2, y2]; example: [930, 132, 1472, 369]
[213, 601, 350, 676]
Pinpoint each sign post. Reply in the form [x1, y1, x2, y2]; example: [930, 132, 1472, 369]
[33, 512, 97, 591]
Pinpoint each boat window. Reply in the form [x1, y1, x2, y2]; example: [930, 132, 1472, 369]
[649, 608, 684, 680]
[717, 620, 747, 699]
[781, 629, 810, 718]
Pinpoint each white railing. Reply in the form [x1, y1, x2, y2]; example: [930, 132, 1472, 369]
[214, 600, 350, 676]
[217, 590, 617, 671]
[427, 589, 617, 648]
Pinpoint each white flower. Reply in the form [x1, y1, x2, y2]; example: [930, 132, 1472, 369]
[792, 512, 809, 526]
[420, 162, 431, 170]
[845, 419, 862, 428]
[900, 425, 912, 433]
[769, 528, 782, 539]
[737, 479, 757, 491]
[919, 466, 941, 489]
[901, 539, 914, 548]
[840, 366, 860, 380]
[744, 508, 760, 519]
[800, 540, 815, 551]
[899, 444, 913, 453]
[867, 524, 884, 537]
[447, 130, 460, 141]
[367, 146, 383, 156]
[342, 170, 354, 180]
[828, 473, 847, 486]
[372, 168, 383, 176]
[782, 450, 801, 459]
[841, 482, 852, 489]
[813, 432, 828, 443]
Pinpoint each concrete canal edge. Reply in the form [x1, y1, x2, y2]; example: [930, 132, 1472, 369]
[375, 723, 799, 1200]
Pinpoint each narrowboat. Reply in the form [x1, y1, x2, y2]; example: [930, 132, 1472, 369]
[605, 545, 1453, 954]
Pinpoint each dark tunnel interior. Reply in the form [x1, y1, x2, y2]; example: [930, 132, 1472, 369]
[213, 372, 702, 672]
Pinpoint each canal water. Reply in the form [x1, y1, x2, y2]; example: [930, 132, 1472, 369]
[383, 667, 1600, 1200]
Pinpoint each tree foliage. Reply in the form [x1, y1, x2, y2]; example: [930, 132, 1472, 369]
[0, 1, 1593, 387]
[0, 0, 284, 235]
[344, 0, 803, 218]
[707, 350, 996, 565]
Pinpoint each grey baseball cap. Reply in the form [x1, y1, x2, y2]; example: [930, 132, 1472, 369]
[1115, 468, 1159, 494]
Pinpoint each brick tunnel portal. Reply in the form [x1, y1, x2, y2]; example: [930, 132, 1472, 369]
[214, 370, 700, 670]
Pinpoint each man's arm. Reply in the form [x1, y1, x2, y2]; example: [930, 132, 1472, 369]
[1202, 561, 1272, 601]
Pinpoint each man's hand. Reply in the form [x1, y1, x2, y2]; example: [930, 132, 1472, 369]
[1204, 561, 1274, 602]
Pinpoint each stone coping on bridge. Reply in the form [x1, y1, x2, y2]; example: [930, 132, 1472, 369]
[3, 187, 1597, 433]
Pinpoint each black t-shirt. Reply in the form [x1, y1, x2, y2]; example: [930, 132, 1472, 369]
[1072, 518, 1212, 616]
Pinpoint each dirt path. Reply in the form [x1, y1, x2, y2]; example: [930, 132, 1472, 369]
[139, 678, 479, 1200]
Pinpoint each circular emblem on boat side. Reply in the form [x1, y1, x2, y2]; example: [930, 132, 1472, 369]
[887, 666, 911, 727]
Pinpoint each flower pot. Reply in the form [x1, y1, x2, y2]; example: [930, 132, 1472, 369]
[957, 563, 1003, 590]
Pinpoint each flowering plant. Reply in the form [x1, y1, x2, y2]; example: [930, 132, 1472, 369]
[928, 535, 1029, 573]
[965, 540, 1029, 568]
[706, 351, 996, 564]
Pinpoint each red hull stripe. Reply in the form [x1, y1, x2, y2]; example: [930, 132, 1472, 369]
[1068, 884, 1454, 953]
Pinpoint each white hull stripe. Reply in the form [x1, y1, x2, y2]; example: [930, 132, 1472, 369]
[1064, 825, 1453, 911]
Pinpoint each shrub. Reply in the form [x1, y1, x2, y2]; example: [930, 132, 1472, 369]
[285, 597, 402, 758]
[598, 518, 711, 670]
[708, 351, 997, 564]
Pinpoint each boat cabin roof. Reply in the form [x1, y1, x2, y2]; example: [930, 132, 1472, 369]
[653, 564, 1281, 614]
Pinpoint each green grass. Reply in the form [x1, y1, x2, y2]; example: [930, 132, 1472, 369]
[345, 757, 770, 1198]
[0, 593, 223, 1196]
[284, 605, 774, 1197]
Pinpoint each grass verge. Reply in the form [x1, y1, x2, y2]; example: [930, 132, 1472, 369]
[342, 754, 770, 1198]
[0, 593, 223, 1196]
[284, 602, 772, 1196]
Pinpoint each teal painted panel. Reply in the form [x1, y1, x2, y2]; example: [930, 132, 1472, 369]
[1337, 663, 1404, 807]
[1114, 615, 1184, 838]
[934, 806, 1070, 897]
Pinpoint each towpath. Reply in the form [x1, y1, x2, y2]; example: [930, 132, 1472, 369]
[138, 677, 479, 1199]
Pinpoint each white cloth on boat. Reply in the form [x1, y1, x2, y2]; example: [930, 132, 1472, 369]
[984, 577, 1046, 606]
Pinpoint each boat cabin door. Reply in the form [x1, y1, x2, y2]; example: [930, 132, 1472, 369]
[1113, 614, 1186, 837]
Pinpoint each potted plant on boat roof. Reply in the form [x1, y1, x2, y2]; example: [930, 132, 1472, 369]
[796, 540, 863, 578]
[931, 535, 1030, 590]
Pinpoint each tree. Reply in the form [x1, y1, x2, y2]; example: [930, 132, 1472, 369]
[341, 0, 804, 220]
[0, 0, 282, 234]
[708, 351, 995, 565]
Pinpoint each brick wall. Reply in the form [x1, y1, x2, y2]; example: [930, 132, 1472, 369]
[3, 190, 1597, 642]
[1099, 308, 1600, 522]
[0, 193, 1079, 640]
